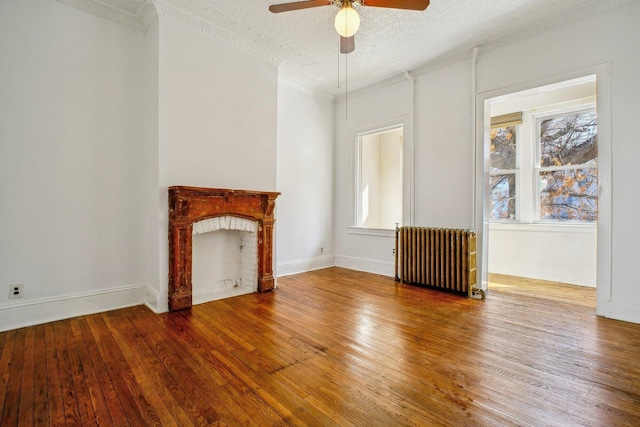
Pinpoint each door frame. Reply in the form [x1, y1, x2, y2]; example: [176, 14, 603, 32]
[474, 63, 611, 315]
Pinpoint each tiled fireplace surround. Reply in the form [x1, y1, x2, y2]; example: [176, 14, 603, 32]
[167, 186, 279, 311]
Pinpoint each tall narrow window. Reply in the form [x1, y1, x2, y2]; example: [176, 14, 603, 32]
[489, 112, 521, 221]
[537, 110, 598, 222]
[490, 125, 518, 220]
[355, 126, 403, 229]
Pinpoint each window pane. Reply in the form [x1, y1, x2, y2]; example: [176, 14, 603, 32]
[490, 126, 516, 171]
[490, 174, 516, 220]
[540, 111, 597, 167]
[539, 168, 597, 221]
[358, 127, 403, 229]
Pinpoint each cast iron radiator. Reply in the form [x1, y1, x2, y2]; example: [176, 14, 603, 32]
[395, 226, 484, 298]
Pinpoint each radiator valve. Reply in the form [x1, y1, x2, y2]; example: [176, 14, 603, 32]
[470, 285, 486, 300]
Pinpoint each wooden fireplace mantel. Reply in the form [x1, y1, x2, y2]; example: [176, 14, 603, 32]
[168, 186, 280, 311]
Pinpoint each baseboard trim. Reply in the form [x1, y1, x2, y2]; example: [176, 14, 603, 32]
[144, 284, 160, 313]
[193, 287, 254, 305]
[0, 284, 147, 332]
[597, 298, 640, 324]
[277, 255, 335, 277]
[334, 255, 394, 277]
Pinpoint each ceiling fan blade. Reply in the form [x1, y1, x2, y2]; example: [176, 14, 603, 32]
[269, 0, 332, 13]
[363, 0, 430, 10]
[340, 36, 355, 54]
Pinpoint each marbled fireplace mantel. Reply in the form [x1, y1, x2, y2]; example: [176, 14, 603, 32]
[167, 186, 280, 311]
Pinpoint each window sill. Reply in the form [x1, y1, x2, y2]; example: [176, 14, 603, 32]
[489, 221, 596, 234]
[347, 227, 396, 237]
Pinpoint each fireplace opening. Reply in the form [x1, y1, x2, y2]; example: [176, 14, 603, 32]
[192, 216, 258, 304]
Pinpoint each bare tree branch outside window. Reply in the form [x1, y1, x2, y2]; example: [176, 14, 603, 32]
[490, 126, 517, 219]
[539, 111, 597, 222]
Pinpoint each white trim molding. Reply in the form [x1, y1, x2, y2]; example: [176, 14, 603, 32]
[277, 255, 335, 277]
[0, 284, 148, 332]
[335, 255, 394, 277]
[597, 299, 640, 325]
[55, 0, 158, 32]
[145, 284, 160, 312]
[278, 75, 334, 102]
[154, 0, 283, 66]
[480, 0, 637, 56]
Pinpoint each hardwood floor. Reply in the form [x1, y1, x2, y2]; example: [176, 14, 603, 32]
[1, 267, 639, 426]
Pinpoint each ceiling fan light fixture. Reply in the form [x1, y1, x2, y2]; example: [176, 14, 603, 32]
[334, 3, 360, 38]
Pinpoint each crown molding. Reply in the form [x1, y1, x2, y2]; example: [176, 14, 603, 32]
[334, 72, 409, 103]
[153, 0, 283, 66]
[480, 0, 638, 54]
[411, 49, 473, 78]
[278, 75, 335, 102]
[55, 0, 157, 32]
[333, 50, 472, 103]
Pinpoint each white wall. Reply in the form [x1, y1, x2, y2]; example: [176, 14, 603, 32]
[489, 225, 597, 287]
[192, 230, 241, 294]
[142, 17, 160, 311]
[0, 0, 152, 330]
[361, 133, 383, 228]
[276, 84, 334, 276]
[334, 80, 411, 275]
[156, 18, 278, 311]
[380, 130, 403, 228]
[358, 129, 403, 229]
[414, 61, 475, 229]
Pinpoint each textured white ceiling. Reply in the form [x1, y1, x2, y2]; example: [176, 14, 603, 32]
[66, 0, 613, 96]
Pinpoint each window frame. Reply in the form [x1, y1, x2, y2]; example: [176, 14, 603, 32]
[349, 119, 408, 235]
[533, 105, 598, 224]
[489, 124, 521, 222]
[489, 101, 597, 226]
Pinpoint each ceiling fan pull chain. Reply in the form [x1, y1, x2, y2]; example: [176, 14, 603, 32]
[345, 50, 348, 120]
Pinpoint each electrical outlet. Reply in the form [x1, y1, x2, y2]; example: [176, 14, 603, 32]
[320, 247, 324, 254]
[9, 284, 23, 299]
[392, 248, 396, 254]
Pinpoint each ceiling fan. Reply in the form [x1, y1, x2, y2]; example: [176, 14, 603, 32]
[269, 0, 430, 54]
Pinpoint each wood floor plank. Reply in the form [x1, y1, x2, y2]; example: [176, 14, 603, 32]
[101, 311, 180, 427]
[43, 323, 65, 426]
[105, 308, 203, 426]
[18, 326, 35, 427]
[52, 320, 83, 426]
[0, 330, 11, 421]
[143, 308, 286, 426]
[32, 325, 49, 426]
[1, 328, 25, 426]
[1, 267, 640, 426]
[85, 315, 150, 426]
[164, 310, 284, 426]
[77, 317, 128, 427]
[64, 319, 98, 426]
[122, 307, 231, 425]
[68, 319, 113, 427]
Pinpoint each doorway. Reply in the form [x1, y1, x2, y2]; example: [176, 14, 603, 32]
[475, 66, 612, 315]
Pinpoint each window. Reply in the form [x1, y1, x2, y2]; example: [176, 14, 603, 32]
[489, 105, 597, 224]
[490, 125, 518, 220]
[537, 110, 598, 222]
[354, 125, 403, 229]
